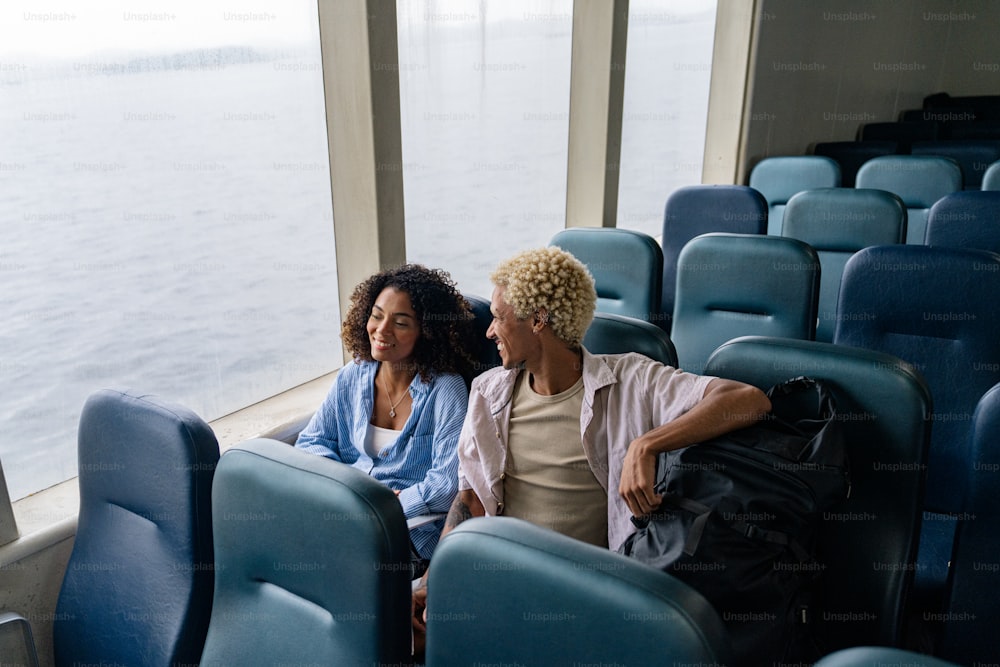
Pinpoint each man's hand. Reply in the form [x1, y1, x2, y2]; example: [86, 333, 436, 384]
[411, 573, 428, 653]
[619, 438, 661, 517]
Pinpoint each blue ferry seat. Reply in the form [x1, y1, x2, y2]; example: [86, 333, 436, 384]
[813, 140, 898, 187]
[781, 187, 906, 342]
[670, 233, 819, 375]
[424, 517, 732, 667]
[861, 120, 941, 152]
[462, 292, 501, 376]
[748, 155, 841, 234]
[925, 190, 1000, 253]
[942, 119, 1000, 140]
[935, 382, 1000, 663]
[834, 245, 1000, 617]
[981, 159, 1000, 190]
[901, 107, 977, 125]
[705, 336, 932, 652]
[855, 155, 963, 243]
[660, 185, 767, 332]
[199, 438, 412, 666]
[814, 646, 960, 667]
[550, 227, 663, 326]
[912, 139, 1000, 190]
[583, 312, 678, 366]
[53, 389, 219, 667]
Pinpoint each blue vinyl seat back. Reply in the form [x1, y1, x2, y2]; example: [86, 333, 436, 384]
[981, 160, 1000, 190]
[660, 185, 767, 330]
[925, 190, 1000, 253]
[834, 245, 1000, 601]
[813, 140, 898, 187]
[814, 646, 961, 667]
[912, 139, 1000, 190]
[199, 439, 412, 667]
[53, 389, 219, 667]
[936, 383, 1000, 664]
[944, 120, 1000, 140]
[583, 312, 678, 367]
[550, 227, 663, 324]
[462, 292, 501, 377]
[705, 336, 932, 650]
[424, 517, 732, 667]
[748, 155, 842, 235]
[781, 188, 906, 342]
[855, 155, 963, 243]
[671, 233, 819, 374]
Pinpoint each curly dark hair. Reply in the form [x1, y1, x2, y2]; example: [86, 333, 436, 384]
[342, 264, 479, 381]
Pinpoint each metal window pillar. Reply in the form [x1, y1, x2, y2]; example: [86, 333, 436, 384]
[565, 0, 629, 229]
[317, 0, 406, 339]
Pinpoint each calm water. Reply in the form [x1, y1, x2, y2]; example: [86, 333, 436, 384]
[0, 3, 715, 500]
[1, 54, 339, 499]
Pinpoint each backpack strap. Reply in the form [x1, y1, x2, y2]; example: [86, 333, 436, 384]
[661, 493, 812, 562]
[660, 495, 713, 556]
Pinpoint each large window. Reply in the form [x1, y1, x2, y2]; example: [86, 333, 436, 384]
[618, 0, 718, 237]
[397, 0, 573, 298]
[0, 1, 339, 500]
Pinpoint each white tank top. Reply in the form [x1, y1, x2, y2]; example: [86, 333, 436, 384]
[364, 423, 401, 458]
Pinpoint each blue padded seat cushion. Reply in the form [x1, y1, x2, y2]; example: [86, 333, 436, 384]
[936, 383, 1000, 663]
[925, 190, 1000, 252]
[749, 155, 841, 203]
[706, 337, 931, 649]
[583, 312, 678, 367]
[425, 517, 732, 666]
[835, 245, 1000, 515]
[912, 139, 1000, 189]
[855, 156, 962, 208]
[200, 438, 411, 667]
[671, 233, 819, 373]
[661, 185, 768, 319]
[782, 188, 907, 342]
[550, 227, 663, 322]
[783, 188, 906, 252]
[54, 388, 219, 667]
[814, 646, 961, 667]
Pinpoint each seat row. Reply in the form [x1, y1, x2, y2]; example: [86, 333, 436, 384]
[750, 153, 999, 243]
[558, 176, 998, 360]
[554, 199, 1000, 348]
[812, 138, 1000, 191]
[6, 339, 999, 665]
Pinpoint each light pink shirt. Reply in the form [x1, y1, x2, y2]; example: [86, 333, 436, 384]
[457, 348, 714, 551]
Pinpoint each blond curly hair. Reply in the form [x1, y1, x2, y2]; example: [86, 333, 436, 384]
[490, 246, 597, 347]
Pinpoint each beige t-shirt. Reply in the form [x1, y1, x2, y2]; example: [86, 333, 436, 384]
[502, 372, 609, 547]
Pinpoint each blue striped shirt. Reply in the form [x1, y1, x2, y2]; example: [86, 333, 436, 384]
[295, 360, 468, 559]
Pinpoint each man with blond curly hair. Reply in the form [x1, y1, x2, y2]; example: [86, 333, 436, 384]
[412, 246, 770, 635]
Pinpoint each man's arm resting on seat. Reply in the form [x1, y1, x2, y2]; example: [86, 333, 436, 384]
[412, 489, 486, 632]
[620, 378, 771, 517]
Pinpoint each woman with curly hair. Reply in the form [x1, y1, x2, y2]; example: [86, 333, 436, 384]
[295, 264, 477, 567]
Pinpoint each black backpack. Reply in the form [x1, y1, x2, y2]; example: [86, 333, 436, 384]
[617, 377, 849, 666]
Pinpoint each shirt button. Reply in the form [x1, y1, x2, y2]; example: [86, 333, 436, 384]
[497, 502, 504, 514]
[500, 472, 506, 480]
[495, 431, 501, 438]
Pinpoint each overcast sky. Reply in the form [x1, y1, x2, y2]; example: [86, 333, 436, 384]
[1, 0, 715, 58]
[0, 1, 319, 58]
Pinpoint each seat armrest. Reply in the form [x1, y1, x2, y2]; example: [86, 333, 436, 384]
[256, 413, 314, 445]
[0, 612, 39, 667]
[406, 513, 446, 530]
